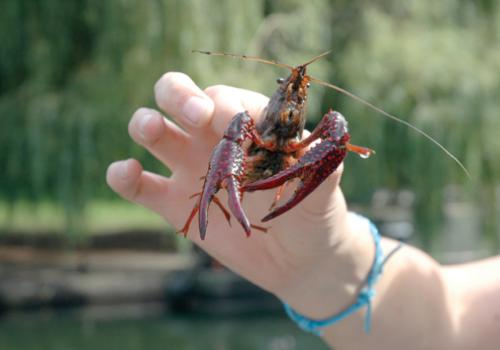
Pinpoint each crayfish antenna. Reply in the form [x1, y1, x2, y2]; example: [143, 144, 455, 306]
[301, 50, 333, 67]
[193, 49, 334, 72]
[194, 48, 469, 177]
[310, 77, 471, 178]
[192, 50, 294, 70]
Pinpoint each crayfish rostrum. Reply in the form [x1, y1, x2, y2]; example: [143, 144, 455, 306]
[178, 50, 469, 240]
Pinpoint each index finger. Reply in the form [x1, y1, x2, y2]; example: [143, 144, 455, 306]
[204, 85, 269, 137]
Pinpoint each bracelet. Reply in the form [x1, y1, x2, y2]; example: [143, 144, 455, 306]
[283, 215, 403, 336]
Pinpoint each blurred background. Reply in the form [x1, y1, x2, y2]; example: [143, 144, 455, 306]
[1, 0, 499, 349]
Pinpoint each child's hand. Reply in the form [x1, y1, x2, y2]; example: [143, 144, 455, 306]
[106, 72, 373, 319]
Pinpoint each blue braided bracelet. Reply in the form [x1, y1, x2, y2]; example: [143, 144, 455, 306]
[283, 215, 402, 336]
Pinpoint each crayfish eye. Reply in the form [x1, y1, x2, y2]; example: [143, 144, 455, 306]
[276, 77, 285, 84]
[306, 82, 311, 88]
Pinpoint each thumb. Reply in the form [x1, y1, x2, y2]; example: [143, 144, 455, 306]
[292, 129, 345, 218]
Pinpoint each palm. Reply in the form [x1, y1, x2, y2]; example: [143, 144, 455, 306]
[108, 73, 346, 294]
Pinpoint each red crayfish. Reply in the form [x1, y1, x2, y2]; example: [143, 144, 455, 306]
[178, 51, 469, 240]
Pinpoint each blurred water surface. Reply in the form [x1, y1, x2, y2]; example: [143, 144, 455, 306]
[0, 310, 327, 350]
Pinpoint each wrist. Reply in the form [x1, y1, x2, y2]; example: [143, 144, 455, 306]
[273, 212, 376, 320]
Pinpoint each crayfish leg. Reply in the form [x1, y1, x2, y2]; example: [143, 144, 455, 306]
[211, 196, 232, 227]
[269, 183, 288, 210]
[250, 224, 268, 233]
[189, 192, 202, 199]
[177, 203, 199, 237]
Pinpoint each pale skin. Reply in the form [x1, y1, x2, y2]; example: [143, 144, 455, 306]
[106, 72, 500, 349]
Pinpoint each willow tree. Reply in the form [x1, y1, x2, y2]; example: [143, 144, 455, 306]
[1, 0, 498, 252]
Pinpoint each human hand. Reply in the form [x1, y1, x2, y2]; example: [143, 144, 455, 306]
[106, 72, 374, 319]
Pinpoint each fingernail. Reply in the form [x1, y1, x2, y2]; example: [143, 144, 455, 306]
[139, 113, 154, 140]
[182, 96, 212, 126]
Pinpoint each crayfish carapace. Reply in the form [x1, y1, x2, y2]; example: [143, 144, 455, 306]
[178, 50, 469, 240]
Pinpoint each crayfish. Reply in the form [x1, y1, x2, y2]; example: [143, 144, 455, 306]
[178, 50, 469, 240]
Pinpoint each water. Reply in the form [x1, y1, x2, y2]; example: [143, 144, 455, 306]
[0, 308, 328, 350]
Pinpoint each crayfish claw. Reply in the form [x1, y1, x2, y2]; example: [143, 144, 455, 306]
[226, 177, 252, 237]
[346, 143, 375, 159]
[243, 162, 300, 193]
[261, 175, 315, 222]
[179, 192, 232, 239]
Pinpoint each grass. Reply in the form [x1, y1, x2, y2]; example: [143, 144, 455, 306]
[0, 200, 169, 235]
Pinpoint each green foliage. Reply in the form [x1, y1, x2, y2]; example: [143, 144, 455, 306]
[1, 0, 499, 248]
[336, 1, 500, 247]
